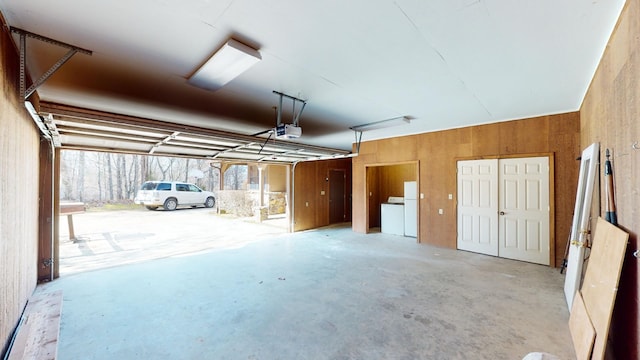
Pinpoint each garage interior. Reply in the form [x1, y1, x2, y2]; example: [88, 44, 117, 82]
[1, 1, 639, 359]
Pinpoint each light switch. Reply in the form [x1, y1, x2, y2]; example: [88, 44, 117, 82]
[448, 194, 453, 200]
[305, 202, 309, 207]
[420, 193, 424, 199]
[321, 190, 325, 195]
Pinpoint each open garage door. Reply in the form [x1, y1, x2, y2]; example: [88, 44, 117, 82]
[34, 102, 351, 278]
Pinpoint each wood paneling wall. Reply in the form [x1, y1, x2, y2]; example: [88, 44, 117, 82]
[293, 158, 352, 231]
[0, 20, 41, 355]
[352, 113, 580, 265]
[580, 1, 640, 357]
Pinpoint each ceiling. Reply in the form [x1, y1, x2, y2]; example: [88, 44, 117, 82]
[0, 0, 626, 154]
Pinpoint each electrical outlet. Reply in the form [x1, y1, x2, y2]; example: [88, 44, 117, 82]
[320, 190, 325, 195]
[438, 209, 444, 215]
[448, 194, 453, 200]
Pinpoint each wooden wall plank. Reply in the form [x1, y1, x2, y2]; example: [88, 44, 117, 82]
[471, 124, 500, 155]
[293, 158, 352, 232]
[38, 139, 54, 282]
[580, 1, 640, 357]
[354, 113, 580, 260]
[0, 19, 41, 354]
[367, 166, 381, 228]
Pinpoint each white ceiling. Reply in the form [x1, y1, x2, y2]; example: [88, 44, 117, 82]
[0, 0, 626, 151]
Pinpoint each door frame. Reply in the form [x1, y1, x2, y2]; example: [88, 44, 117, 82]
[364, 160, 420, 242]
[455, 153, 555, 265]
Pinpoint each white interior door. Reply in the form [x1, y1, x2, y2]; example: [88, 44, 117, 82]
[498, 157, 550, 265]
[564, 143, 600, 310]
[457, 159, 499, 256]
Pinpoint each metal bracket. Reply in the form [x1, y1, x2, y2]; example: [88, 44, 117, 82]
[10, 27, 92, 100]
[149, 131, 180, 154]
[273, 91, 306, 126]
[570, 239, 589, 248]
[42, 258, 54, 267]
[354, 130, 363, 153]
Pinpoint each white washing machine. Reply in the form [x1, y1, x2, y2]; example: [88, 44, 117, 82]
[381, 196, 404, 236]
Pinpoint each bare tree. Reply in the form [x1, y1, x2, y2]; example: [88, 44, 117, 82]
[95, 152, 103, 201]
[76, 151, 85, 201]
[60, 151, 74, 199]
[107, 153, 114, 200]
[140, 155, 149, 182]
[155, 156, 172, 180]
[184, 158, 190, 182]
[224, 165, 247, 190]
[61, 151, 226, 203]
[116, 154, 124, 199]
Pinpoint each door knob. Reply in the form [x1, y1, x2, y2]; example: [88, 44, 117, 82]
[499, 211, 505, 215]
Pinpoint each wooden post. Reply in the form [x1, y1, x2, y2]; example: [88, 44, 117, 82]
[67, 214, 75, 241]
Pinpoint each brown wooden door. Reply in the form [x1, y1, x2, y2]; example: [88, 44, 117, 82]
[329, 169, 346, 224]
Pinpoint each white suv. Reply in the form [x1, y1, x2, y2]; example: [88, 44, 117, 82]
[134, 181, 216, 211]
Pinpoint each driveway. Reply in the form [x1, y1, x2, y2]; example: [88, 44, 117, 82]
[58, 208, 287, 276]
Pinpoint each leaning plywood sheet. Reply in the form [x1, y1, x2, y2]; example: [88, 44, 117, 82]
[581, 217, 628, 360]
[569, 290, 595, 360]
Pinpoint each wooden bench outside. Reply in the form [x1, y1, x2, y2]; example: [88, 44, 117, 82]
[60, 202, 86, 241]
[7, 291, 63, 360]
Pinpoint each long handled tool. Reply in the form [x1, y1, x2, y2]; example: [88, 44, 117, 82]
[604, 149, 617, 225]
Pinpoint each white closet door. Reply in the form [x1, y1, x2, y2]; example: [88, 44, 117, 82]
[498, 157, 550, 265]
[457, 159, 499, 256]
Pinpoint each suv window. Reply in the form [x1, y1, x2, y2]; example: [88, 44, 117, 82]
[176, 183, 189, 192]
[141, 182, 156, 190]
[156, 182, 172, 191]
[188, 184, 200, 192]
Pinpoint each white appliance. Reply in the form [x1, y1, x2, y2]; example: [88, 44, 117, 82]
[404, 181, 417, 237]
[275, 124, 302, 139]
[381, 196, 404, 236]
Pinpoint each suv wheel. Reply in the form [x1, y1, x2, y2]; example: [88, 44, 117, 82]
[205, 196, 215, 208]
[163, 197, 178, 211]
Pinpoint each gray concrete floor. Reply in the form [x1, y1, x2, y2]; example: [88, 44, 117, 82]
[41, 216, 575, 360]
[57, 208, 288, 275]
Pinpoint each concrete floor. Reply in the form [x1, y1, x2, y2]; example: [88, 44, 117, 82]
[39, 224, 575, 360]
[57, 208, 287, 275]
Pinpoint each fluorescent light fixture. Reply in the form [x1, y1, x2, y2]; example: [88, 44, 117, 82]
[349, 116, 411, 132]
[188, 39, 261, 91]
